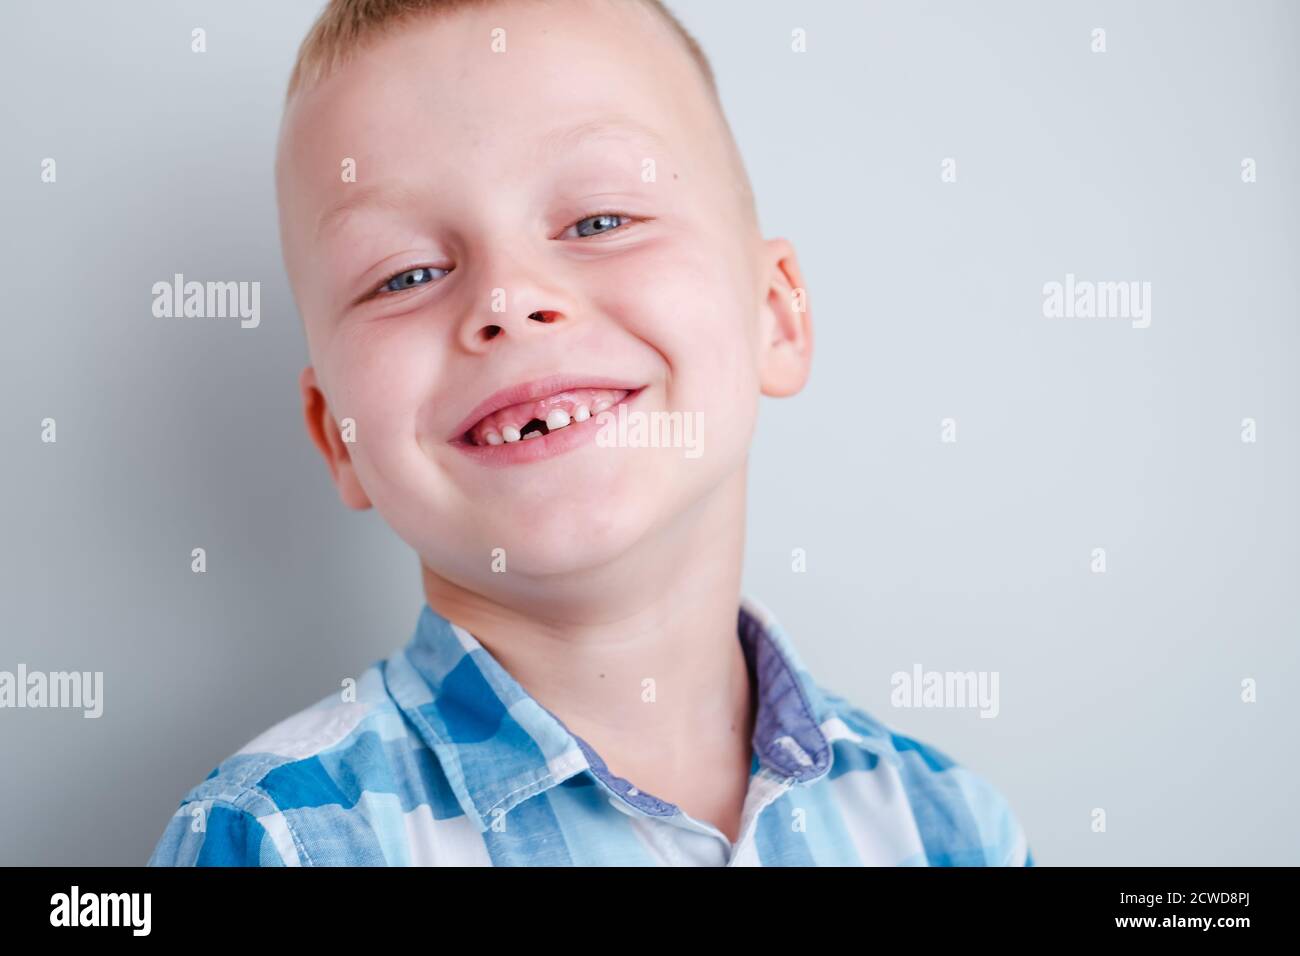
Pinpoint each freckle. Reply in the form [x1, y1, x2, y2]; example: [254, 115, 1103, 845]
[672, 172, 678, 179]
[599, 673, 605, 678]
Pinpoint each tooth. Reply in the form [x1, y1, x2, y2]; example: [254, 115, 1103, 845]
[502, 425, 522, 443]
[485, 431, 503, 445]
[523, 429, 543, 440]
[545, 408, 571, 430]
[573, 404, 590, 422]
[591, 397, 612, 413]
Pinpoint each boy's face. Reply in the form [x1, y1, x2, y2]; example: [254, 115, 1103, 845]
[276, 0, 810, 596]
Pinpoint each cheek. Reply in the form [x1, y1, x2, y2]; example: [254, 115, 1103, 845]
[605, 239, 760, 429]
[325, 322, 438, 477]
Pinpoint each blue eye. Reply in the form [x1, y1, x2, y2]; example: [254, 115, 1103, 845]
[381, 266, 446, 294]
[571, 212, 631, 238]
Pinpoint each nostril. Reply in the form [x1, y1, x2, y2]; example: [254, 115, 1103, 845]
[528, 310, 558, 323]
[483, 325, 502, 340]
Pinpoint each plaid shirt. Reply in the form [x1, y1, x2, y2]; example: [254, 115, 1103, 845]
[148, 595, 1033, 866]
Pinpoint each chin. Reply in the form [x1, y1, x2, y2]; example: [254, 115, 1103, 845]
[486, 494, 656, 577]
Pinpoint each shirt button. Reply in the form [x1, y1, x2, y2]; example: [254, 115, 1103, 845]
[608, 796, 637, 815]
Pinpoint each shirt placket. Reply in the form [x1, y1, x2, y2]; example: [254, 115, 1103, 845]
[598, 762, 798, 866]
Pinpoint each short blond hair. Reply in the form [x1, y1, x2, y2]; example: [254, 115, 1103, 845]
[284, 0, 719, 105]
[280, 0, 758, 235]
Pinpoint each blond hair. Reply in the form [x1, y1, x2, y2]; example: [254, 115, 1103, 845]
[284, 0, 718, 105]
[279, 0, 757, 234]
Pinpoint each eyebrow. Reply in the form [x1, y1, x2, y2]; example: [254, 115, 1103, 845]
[315, 181, 432, 242]
[314, 116, 667, 241]
[533, 115, 669, 162]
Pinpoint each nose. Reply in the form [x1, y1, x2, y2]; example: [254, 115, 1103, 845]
[455, 252, 577, 350]
[466, 308, 562, 344]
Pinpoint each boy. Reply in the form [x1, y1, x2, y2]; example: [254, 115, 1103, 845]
[149, 0, 1032, 866]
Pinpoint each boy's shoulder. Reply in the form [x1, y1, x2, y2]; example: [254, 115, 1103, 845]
[811, 684, 1034, 866]
[147, 658, 449, 866]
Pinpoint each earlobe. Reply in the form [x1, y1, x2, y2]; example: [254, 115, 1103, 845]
[298, 366, 373, 510]
[756, 238, 814, 398]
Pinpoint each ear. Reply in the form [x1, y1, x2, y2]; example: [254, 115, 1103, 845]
[755, 237, 813, 398]
[299, 366, 372, 510]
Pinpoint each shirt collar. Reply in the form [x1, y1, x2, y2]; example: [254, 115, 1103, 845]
[384, 594, 849, 833]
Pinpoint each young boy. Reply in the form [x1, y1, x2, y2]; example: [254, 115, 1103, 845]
[149, 0, 1032, 866]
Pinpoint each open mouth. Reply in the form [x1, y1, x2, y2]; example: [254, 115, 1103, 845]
[458, 385, 644, 448]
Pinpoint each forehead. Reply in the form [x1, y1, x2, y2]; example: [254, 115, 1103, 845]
[313, 114, 668, 241]
[276, 2, 710, 226]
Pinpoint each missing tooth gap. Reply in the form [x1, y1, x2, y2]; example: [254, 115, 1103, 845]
[520, 418, 548, 438]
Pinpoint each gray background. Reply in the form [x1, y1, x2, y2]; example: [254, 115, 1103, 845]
[1, 0, 1296, 865]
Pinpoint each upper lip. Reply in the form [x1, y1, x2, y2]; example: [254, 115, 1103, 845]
[447, 373, 644, 441]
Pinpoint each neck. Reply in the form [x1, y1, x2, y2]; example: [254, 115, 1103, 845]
[420, 466, 754, 810]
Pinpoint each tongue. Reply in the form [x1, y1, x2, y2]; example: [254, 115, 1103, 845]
[470, 387, 630, 445]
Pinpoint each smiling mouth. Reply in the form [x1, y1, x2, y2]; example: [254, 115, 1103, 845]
[459, 386, 642, 447]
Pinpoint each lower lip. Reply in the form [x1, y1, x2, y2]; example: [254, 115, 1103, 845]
[447, 387, 647, 467]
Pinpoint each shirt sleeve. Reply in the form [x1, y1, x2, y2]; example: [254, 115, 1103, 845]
[961, 770, 1032, 866]
[147, 796, 292, 867]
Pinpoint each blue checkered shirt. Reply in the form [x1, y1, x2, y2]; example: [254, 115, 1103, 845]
[148, 596, 1033, 866]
